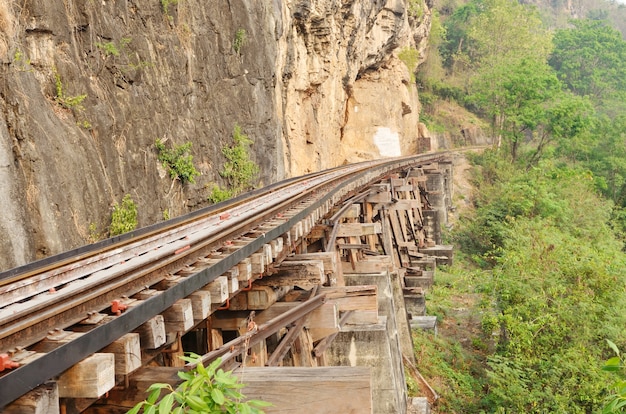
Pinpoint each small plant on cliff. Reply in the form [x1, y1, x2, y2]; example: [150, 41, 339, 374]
[127, 354, 271, 414]
[398, 47, 420, 84]
[208, 125, 258, 203]
[155, 138, 200, 185]
[109, 194, 138, 237]
[207, 184, 234, 204]
[221, 125, 258, 190]
[233, 28, 247, 55]
[160, 0, 179, 16]
[408, 0, 424, 18]
[95, 37, 131, 57]
[53, 68, 87, 110]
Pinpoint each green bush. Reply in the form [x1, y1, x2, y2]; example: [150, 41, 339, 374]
[160, 0, 178, 15]
[156, 139, 200, 185]
[128, 354, 271, 414]
[234, 29, 247, 55]
[53, 68, 87, 110]
[110, 194, 138, 237]
[220, 125, 258, 192]
[207, 125, 259, 204]
[207, 184, 234, 204]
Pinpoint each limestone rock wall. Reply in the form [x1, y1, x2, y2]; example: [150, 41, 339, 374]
[0, 0, 432, 269]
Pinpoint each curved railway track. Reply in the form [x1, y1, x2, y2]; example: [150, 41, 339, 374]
[0, 152, 449, 409]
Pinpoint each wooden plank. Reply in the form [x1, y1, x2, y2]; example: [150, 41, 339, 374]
[250, 252, 266, 276]
[3, 383, 59, 414]
[246, 286, 290, 310]
[336, 222, 381, 237]
[255, 260, 325, 288]
[319, 286, 378, 312]
[226, 270, 239, 294]
[101, 333, 141, 377]
[237, 258, 252, 282]
[134, 315, 166, 349]
[284, 252, 338, 275]
[240, 367, 372, 413]
[96, 366, 372, 413]
[363, 202, 378, 252]
[57, 353, 115, 398]
[365, 191, 391, 203]
[341, 256, 393, 274]
[162, 298, 194, 332]
[203, 276, 229, 304]
[189, 290, 212, 321]
[308, 302, 339, 342]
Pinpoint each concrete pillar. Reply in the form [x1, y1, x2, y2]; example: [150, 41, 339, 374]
[326, 270, 410, 414]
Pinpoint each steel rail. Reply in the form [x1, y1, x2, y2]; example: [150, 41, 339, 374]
[0, 165, 357, 351]
[0, 152, 449, 409]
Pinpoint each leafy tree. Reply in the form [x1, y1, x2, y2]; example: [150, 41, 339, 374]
[468, 57, 561, 160]
[549, 19, 626, 115]
[454, 154, 626, 412]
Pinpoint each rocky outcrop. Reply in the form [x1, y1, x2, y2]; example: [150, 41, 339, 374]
[0, 0, 432, 269]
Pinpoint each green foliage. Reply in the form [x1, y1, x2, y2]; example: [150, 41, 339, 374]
[88, 222, 102, 243]
[407, 0, 424, 19]
[549, 19, 626, 115]
[160, 0, 178, 16]
[207, 125, 258, 204]
[110, 194, 138, 237]
[53, 68, 87, 110]
[450, 152, 626, 413]
[207, 184, 234, 204]
[398, 47, 420, 83]
[127, 355, 271, 414]
[412, 329, 484, 412]
[233, 29, 247, 55]
[96, 37, 131, 57]
[603, 340, 626, 413]
[162, 209, 170, 221]
[155, 139, 200, 185]
[220, 125, 259, 193]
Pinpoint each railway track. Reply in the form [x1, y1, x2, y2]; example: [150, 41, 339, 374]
[0, 152, 449, 409]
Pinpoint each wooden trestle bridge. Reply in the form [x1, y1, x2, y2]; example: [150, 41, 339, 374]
[0, 152, 452, 414]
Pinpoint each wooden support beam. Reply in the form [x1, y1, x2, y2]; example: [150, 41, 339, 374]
[250, 252, 266, 276]
[134, 315, 166, 349]
[246, 286, 291, 310]
[336, 222, 381, 237]
[266, 318, 307, 367]
[57, 353, 115, 398]
[284, 252, 338, 275]
[203, 276, 229, 304]
[3, 382, 59, 414]
[101, 333, 142, 377]
[307, 302, 339, 342]
[255, 260, 325, 288]
[162, 299, 194, 333]
[188, 290, 212, 322]
[319, 285, 378, 312]
[240, 367, 372, 413]
[341, 255, 393, 274]
[95, 366, 372, 414]
[237, 258, 252, 282]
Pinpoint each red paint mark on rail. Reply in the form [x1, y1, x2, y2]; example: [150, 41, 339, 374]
[175, 245, 191, 255]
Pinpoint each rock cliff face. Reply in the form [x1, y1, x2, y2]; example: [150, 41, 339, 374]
[0, 0, 432, 269]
